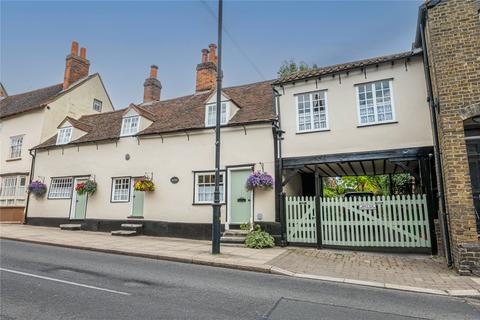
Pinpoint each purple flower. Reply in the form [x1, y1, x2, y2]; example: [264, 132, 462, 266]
[246, 171, 274, 190]
[28, 180, 47, 195]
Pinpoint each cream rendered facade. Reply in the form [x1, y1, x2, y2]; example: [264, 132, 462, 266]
[28, 123, 275, 229]
[276, 55, 433, 160]
[0, 74, 113, 216]
[40, 75, 113, 141]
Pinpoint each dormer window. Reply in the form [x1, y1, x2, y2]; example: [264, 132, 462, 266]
[205, 102, 228, 127]
[121, 116, 140, 136]
[56, 127, 73, 145]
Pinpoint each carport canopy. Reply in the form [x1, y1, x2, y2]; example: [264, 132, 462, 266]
[282, 146, 434, 178]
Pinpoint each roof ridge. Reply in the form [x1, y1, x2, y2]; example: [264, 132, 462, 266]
[275, 50, 421, 84]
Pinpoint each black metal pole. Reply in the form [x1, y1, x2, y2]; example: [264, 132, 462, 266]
[212, 0, 223, 254]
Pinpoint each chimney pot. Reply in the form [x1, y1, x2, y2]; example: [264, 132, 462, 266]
[144, 65, 161, 103]
[63, 41, 90, 90]
[208, 43, 217, 63]
[201, 49, 209, 63]
[71, 41, 79, 56]
[196, 44, 217, 93]
[150, 65, 158, 78]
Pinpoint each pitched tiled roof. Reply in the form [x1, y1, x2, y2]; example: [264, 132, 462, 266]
[273, 50, 422, 85]
[0, 83, 63, 119]
[35, 80, 275, 149]
[0, 74, 99, 119]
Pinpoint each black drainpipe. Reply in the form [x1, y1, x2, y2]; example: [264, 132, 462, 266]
[419, 11, 453, 266]
[272, 87, 286, 246]
[24, 148, 37, 224]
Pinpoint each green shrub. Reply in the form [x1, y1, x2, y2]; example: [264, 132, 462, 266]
[240, 223, 251, 231]
[245, 225, 275, 249]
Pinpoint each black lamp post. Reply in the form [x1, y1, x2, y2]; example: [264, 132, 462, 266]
[212, 0, 223, 254]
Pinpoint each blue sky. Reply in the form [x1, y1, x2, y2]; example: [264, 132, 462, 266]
[1, 0, 422, 108]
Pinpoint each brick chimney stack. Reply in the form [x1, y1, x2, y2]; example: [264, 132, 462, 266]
[143, 65, 162, 103]
[195, 44, 217, 93]
[63, 41, 90, 90]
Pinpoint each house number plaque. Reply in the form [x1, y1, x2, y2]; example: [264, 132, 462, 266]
[170, 176, 179, 184]
[359, 203, 377, 210]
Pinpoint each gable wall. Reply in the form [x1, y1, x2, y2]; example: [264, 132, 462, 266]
[42, 75, 114, 141]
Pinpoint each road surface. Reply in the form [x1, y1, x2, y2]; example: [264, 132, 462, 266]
[1, 239, 479, 319]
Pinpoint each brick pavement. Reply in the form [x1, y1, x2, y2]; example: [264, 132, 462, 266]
[269, 248, 480, 293]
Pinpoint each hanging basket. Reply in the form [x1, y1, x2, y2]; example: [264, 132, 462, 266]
[246, 171, 274, 191]
[28, 180, 47, 196]
[75, 180, 97, 196]
[134, 177, 155, 192]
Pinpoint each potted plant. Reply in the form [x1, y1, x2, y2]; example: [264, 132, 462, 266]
[246, 171, 274, 191]
[75, 179, 97, 196]
[28, 180, 47, 196]
[134, 176, 155, 192]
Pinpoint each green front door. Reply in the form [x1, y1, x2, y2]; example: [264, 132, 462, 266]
[73, 179, 87, 220]
[229, 169, 252, 225]
[131, 189, 144, 217]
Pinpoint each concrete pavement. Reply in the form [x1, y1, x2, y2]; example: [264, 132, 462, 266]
[2, 240, 480, 320]
[2, 224, 480, 297]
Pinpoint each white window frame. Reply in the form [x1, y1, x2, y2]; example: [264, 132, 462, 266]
[48, 177, 73, 199]
[205, 102, 229, 127]
[111, 177, 131, 203]
[120, 116, 140, 136]
[194, 171, 225, 204]
[93, 99, 102, 112]
[56, 127, 73, 145]
[356, 79, 396, 126]
[295, 90, 329, 133]
[0, 175, 27, 206]
[9, 135, 24, 159]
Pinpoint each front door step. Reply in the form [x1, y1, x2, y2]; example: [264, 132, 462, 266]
[111, 223, 144, 237]
[121, 223, 143, 231]
[220, 229, 249, 245]
[59, 224, 82, 231]
[111, 230, 137, 237]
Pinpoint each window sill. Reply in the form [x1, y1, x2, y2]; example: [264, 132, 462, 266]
[296, 128, 330, 135]
[357, 121, 398, 128]
[6, 157, 22, 162]
[127, 216, 144, 219]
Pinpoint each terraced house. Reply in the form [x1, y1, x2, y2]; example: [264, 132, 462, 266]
[26, 45, 279, 239]
[0, 42, 113, 223]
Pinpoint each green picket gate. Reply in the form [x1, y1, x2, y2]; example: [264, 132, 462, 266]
[286, 194, 432, 248]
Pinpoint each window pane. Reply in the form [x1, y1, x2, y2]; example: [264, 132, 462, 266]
[357, 80, 394, 125]
[297, 91, 327, 132]
[112, 177, 130, 202]
[48, 177, 73, 198]
[195, 172, 225, 203]
[56, 127, 72, 145]
[121, 116, 139, 136]
[10, 136, 23, 158]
